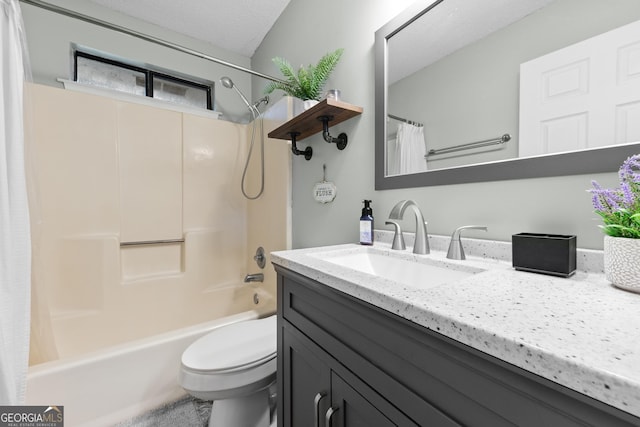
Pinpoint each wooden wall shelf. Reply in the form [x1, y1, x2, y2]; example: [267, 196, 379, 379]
[268, 98, 363, 141]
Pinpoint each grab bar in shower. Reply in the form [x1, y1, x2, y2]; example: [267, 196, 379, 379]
[120, 239, 185, 247]
[426, 133, 511, 157]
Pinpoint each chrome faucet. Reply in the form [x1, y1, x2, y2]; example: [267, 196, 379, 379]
[388, 200, 429, 254]
[385, 220, 406, 250]
[446, 225, 488, 260]
[244, 273, 264, 283]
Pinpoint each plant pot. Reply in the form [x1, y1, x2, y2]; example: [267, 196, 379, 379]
[303, 100, 319, 110]
[604, 235, 640, 293]
[291, 98, 320, 116]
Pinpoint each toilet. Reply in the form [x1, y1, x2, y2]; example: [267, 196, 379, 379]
[179, 315, 277, 427]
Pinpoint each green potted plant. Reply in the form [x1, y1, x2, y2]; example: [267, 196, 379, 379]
[589, 154, 640, 293]
[264, 48, 344, 108]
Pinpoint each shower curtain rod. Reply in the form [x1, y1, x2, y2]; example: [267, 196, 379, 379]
[19, 0, 285, 84]
[388, 113, 423, 127]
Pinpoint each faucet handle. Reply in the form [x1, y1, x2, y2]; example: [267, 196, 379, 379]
[447, 225, 488, 260]
[385, 221, 406, 250]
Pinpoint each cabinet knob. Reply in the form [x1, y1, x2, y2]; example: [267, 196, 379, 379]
[325, 406, 339, 427]
[314, 392, 326, 427]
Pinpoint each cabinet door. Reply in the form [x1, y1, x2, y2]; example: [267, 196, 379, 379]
[282, 326, 331, 427]
[329, 372, 397, 427]
[283, 324, 418, 427]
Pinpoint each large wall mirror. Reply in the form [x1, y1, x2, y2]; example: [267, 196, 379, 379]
[375, 0, 640, 190]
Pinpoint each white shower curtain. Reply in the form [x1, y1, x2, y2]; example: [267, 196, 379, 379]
[389, 122, 427, 175]
[0, 0, 32, 405]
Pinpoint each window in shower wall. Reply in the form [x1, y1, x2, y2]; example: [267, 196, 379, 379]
[74, 50, 214, 110]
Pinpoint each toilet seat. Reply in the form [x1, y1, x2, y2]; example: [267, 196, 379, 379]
[178, 315, 277, 401]
[181, 316, 276, 374]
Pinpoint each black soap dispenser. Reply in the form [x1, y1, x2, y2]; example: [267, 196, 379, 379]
[360, 200, 374, 245]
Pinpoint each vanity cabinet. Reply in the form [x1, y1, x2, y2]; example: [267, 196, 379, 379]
[275, 265, 640, 427]
[283, 325, 416, 426]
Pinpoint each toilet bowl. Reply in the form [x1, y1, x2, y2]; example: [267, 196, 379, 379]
[179, 315, 277, 427]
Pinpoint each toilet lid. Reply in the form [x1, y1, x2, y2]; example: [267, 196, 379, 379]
[182, 316, 276, 372]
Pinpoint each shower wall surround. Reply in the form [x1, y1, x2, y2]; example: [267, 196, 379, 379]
[25, 83, 291, 364]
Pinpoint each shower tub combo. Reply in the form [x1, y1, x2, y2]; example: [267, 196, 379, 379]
[24, 84, 291, 426]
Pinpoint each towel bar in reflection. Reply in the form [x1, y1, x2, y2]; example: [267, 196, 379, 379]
[426, 133, 511, 157]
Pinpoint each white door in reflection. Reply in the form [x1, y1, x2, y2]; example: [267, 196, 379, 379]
[519, 18, 640, 157]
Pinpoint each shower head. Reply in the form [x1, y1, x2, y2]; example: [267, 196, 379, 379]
[253, 95, 269, 110]
[220, 76, 255, 117]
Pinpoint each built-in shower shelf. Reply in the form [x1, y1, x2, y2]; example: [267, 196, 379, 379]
[268, 98, 363, 160]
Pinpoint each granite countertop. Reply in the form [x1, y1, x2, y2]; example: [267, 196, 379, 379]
[271, 231, 640, 418]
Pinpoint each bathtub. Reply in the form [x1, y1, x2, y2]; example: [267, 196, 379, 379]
[26, 308, 274, 427]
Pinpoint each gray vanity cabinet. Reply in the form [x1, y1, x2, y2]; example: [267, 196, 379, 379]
[283, 325, 410, 426]
[275, 265, 640, 427]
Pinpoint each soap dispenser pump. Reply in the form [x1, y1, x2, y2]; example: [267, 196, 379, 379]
[360, 200, 374, 245]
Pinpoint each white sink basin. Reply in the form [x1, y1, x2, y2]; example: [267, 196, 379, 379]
[311, 246, 484, 289]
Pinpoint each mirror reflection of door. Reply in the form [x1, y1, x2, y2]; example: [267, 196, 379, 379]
[519, 19, 640, 157]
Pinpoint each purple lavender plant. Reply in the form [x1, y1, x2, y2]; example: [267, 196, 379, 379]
[589, 154, 640, 238]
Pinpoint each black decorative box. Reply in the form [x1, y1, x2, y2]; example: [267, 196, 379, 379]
[512, 233, 576, 277]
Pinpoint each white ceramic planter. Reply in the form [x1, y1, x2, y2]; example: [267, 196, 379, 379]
[604, 235, 640, 293]
[302, 99, 319, 110]
[292, 98, 319, 116]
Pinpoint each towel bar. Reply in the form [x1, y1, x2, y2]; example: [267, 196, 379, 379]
[427, 133, 510, 156]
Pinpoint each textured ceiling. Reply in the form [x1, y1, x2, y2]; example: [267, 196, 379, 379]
[89, 0, 291, 57]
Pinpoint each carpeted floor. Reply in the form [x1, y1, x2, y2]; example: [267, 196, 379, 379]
[116, 393, 277, 426]
[115, 396, 212, 427]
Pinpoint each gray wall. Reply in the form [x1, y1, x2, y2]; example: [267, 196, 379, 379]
[21, 0, 262, 123]
[252, 0, 623, 250]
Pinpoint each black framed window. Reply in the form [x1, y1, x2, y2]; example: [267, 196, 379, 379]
[74, 51, 213, 110]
